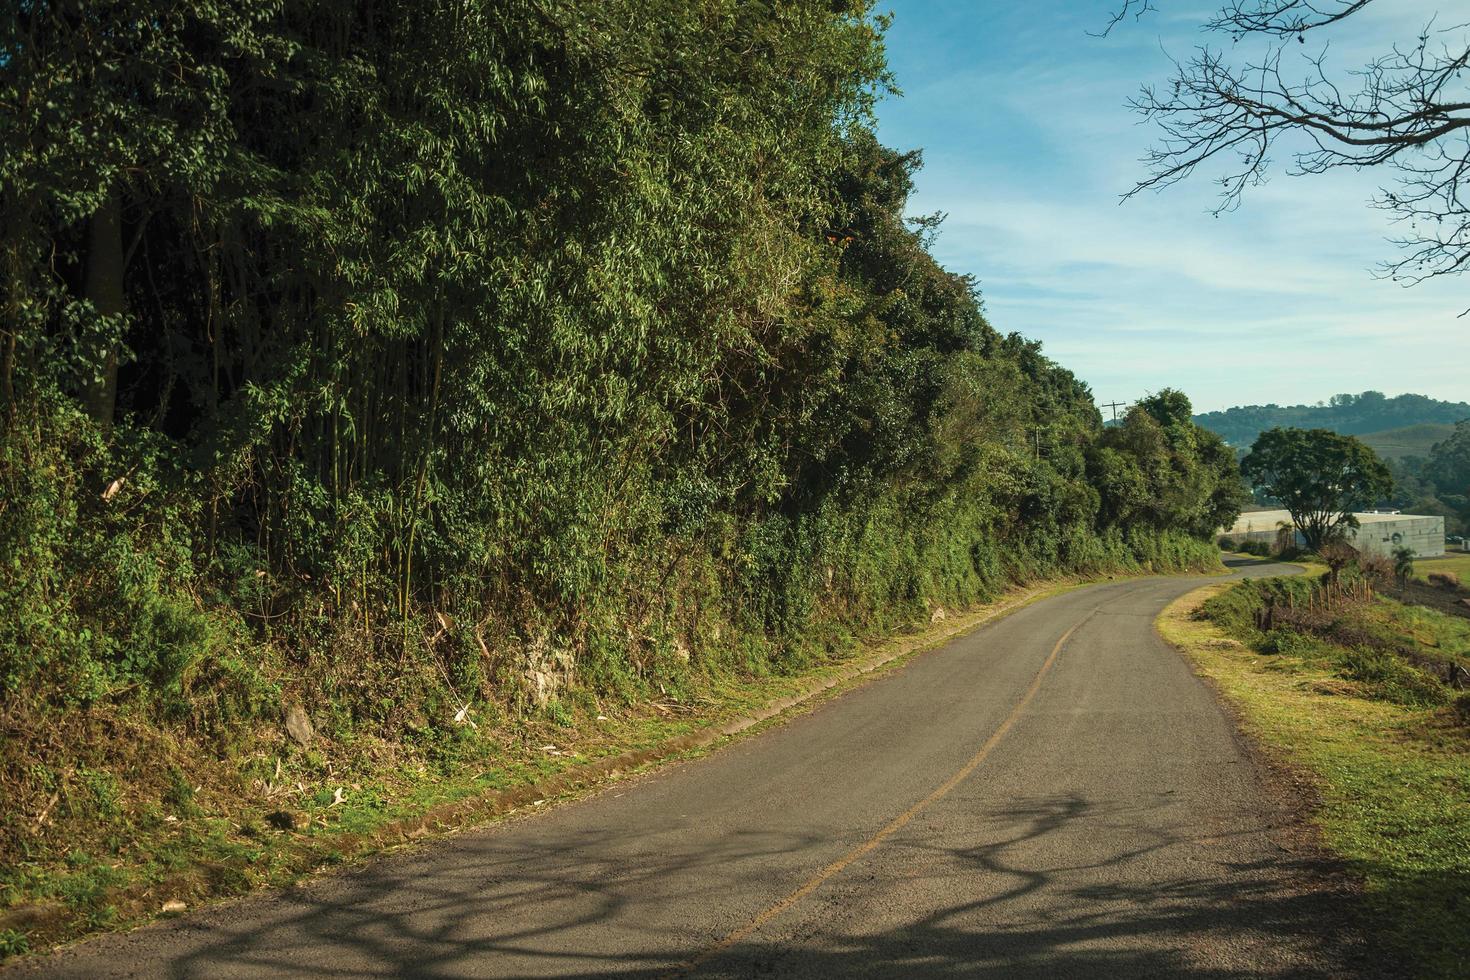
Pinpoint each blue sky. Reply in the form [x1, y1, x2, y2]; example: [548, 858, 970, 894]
[873, 1, 1470, 414]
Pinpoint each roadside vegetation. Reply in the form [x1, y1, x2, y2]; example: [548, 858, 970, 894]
[0, 1, 1247, 957]
[0, 577, 1076, 960]
[1161, 564, 1470, 978]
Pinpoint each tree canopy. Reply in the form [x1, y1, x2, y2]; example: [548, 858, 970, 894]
[1241, 427, 1394, 550]
[0, 0, 1243, 785]
[1094, 389, 1249, 539]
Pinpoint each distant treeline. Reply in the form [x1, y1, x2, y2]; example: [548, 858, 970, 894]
[1195, 392, 1470, 448]
[0, 0, 1242, 795]
[1387, 422, 1470, 534]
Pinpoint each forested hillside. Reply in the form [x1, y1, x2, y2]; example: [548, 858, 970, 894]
[1195, 392, 1470, 448]
[0, 0, 1244, 944]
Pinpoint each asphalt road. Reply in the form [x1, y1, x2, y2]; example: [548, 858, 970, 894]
[20, 557, 1372, 978]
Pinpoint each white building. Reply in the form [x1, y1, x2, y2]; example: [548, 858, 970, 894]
[1224, 508, 1445, 558]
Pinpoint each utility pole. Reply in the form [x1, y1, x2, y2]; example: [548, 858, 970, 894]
[1101, 400, 1127, 423]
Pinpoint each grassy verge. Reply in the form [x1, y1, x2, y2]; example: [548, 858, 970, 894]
[0, 573, 1110, 962]
[1158, 583, 1470, 978]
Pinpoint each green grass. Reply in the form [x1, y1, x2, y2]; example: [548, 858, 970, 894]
[1160, 584, 1470, 978]
[1413, 553, 1470, 585]
[1357, 423, 1457, 461]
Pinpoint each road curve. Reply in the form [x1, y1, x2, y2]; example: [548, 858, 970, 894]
[18, 558, 1372, 979]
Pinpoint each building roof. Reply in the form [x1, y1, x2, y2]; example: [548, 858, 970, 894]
[1225, 509, 1439, 535]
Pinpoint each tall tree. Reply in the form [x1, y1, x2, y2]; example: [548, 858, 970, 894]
[1241, 427, 1393, 550]
[1092, 388, 1248, 538]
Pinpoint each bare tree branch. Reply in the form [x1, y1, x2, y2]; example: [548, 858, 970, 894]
[1118, 3, 1470, 287]
[1090, 0, 1157, 38]
[1205, 1, 1378, 38]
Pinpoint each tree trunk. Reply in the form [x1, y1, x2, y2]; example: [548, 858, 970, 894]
[2, 242, 20, 418]
[82, 194, 125, 433]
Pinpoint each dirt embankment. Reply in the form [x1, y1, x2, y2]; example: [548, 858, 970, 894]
[1386, 580, 1470, 621]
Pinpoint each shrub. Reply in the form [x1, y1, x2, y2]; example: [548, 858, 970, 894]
[1339, 647, 1449, 707]
[1357, 553, 1392, 584]
[1428, 572, 1461, 591]
[1452, 692, 1470, 726]
[0, 929, 29, 958]
[1201, 575, 1316, 638]
[1262, 627, 1328, 658]
[1392, 545, 1416, 585]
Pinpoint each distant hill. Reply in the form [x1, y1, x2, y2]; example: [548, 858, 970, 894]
[1358, 423, 1459, 461]
[1194, 392, 1470, 448]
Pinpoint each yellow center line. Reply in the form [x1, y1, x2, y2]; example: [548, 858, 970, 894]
[666, 613, 1092, 977]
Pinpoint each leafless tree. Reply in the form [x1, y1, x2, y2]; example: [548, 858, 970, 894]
[1113, 1, 1470, 287]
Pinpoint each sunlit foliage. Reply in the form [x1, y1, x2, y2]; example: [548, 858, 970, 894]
[0, 1, 1242, 728]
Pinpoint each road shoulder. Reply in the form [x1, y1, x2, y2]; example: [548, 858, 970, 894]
[2, 573, 1111, 967]
[1157, 582, 1469, 979]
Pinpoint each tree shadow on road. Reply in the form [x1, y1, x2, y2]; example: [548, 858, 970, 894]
[94, 791, 1401, 980]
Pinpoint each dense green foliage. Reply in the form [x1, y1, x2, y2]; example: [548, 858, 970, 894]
[0, 0, 1240, 710]
[1241, 428, 1394, 551]
[1195, 392, 1470, 448]
[0, 1, 1242, 933]
[1385, 421, 1470, 534]
[1091, 389, 1247, 538]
